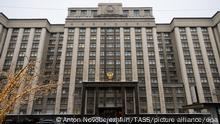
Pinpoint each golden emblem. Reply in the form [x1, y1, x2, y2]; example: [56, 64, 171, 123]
[106, 72, 114, 80]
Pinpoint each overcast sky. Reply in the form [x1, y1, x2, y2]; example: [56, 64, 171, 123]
[1, 0, 220, 24]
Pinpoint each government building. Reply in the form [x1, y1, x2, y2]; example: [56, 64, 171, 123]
[0, 3, 220, 116]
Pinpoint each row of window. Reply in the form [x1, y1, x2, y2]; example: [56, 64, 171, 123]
[70, 9, 151, 17]
[67, 28, 152, 33]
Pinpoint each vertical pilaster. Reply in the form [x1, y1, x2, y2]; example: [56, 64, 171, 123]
[197, 27, 218, 102]
[13, 28, 35, 114]
[55, 28, 68, 114]
[0, 25, 4, 55]
[0, 28, 12, 71]
[83, 28, 90, 81]
[130, 28, 138, 81]
[186, 27, 205, 103]
[67, 28, 79, 113]
[27, 28, 47, 114]
[217, 23, 220, 37]
[0, 25, 3, 35]
[35, 28, 47, 75]
[174, 28, 193, 111]
[10, 28, 24, 72]
[141, 27, 153, 113]
[208, 28, 220, 78]
[23, 28, 35, 66]
[215, 24, 220, 55]
[120, 28, 126, 81]
[95, 28, 101, 81]
[152, 28, 166, 113]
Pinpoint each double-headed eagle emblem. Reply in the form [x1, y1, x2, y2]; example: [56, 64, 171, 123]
[106, 72, 114, 80]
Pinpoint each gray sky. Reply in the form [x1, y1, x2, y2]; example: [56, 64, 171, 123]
[1, 0, 220, 24]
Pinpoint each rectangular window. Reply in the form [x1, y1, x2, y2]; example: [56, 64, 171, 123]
[80, 28, 86, 33]
[90, 36, 96, 41]
[33, 35, 40, 41]
[190, 28, 197, 33]
[68, 28, 75, 33]
[179, 28, 186, 33]
[70, 10, 76, 16]
[89, 52, 96, 57]
[7, 51, 13, 57]
[180, 35, 187, 40]
[124, 36, 130, 40]
[19, 52, 25, 57]
[135, 28, 141, 33]
[144, 10, 150, 16]
[32, 43, 39, 49]
[91, 10, 97, 16]
[24, 28, 30, 33]
[12, 29, 19, 33]
[11, 36, 17, 41]
[22, 35, 29, 41]
[123, 10, 129, 15]
[146, 28, 152, 33]
[31, 51, 37, 57]
[81, 10, 87, 16]
[35, 28, 42, 33]
[124, 28, 130, 33]
[67, 43, 73, 48]
[20, 43, 27, 48]
[134, 10, 140, 16]
[91, 28, 97, 33]
[68, 35, 74, 41]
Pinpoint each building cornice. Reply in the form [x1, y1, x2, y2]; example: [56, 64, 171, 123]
[156, 11, 220, 32]
[1, 10, 220, 32]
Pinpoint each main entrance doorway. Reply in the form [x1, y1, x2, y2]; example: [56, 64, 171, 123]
[81, 81, 139, 116]
[98, 107, 122, 117]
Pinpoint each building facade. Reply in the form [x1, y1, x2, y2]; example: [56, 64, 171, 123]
[0, 3, 220, 115]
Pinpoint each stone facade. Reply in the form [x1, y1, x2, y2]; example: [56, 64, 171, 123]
[0, 3, 220, 115]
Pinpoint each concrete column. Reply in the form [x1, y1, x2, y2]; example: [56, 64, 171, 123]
[95, 28, 101, 81]
[128, 10, 132, 17]
[55, 28, 68, 114]
[35, 28, 47, 73]
[141, 28, 153, 113]
[27, 28, 47, 114]
[13, 28, 35, 114]
[10, 28, 24, 72]
[152, 28, 166, 113]
[67, 28, 79, 113]
[23, 28, 35, 66]
[0, 28, 12, 71]
[186, 27, 205, 103]
[218, 23, 220, 37]
[83, 28, 90, 81]
[174, 28, 193, 111]
[0, 29, 7, 58]
[215, 24, 220, 56]
[0, 25, 4, 55]
[0, 25, 3, 35]
[208, 27, 220, 80]
[130, 28, 138, 81]
[120, 28, 126, 81]
[197, 27, 218, 102]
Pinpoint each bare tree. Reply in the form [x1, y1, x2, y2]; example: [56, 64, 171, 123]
[0, 62, 57, 124]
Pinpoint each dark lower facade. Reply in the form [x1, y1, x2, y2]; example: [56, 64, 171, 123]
[81, 81, 139, 116]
